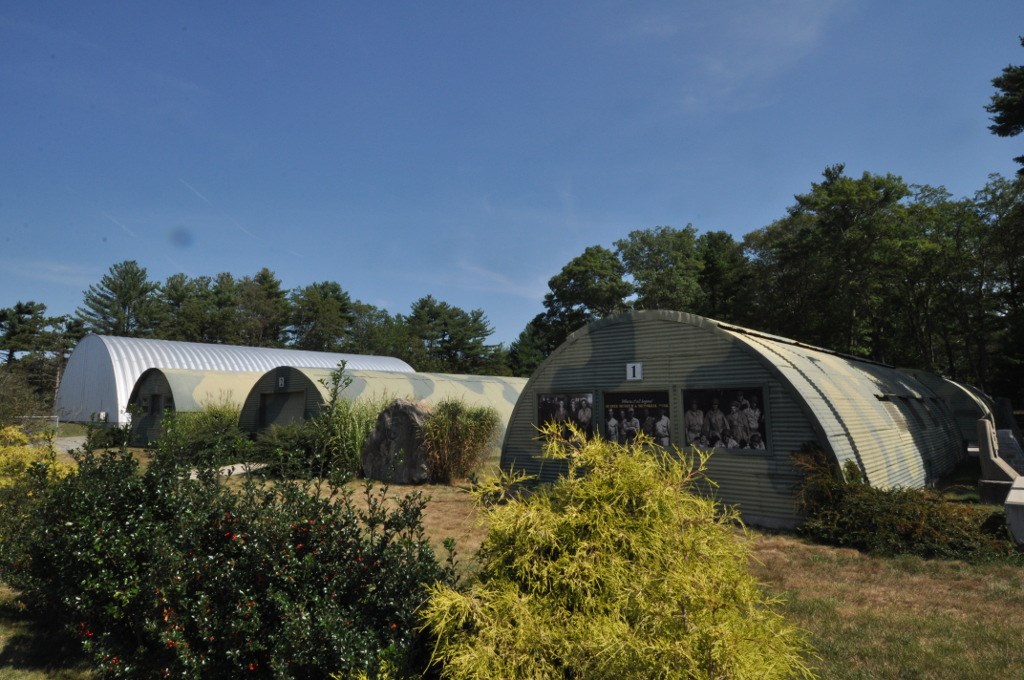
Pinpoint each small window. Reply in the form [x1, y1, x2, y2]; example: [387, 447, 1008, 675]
[150, 394, 163, 415]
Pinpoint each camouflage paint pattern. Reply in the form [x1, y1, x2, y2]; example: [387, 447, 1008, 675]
[502, 310, 967, 529]
[240, 367, 528, 475]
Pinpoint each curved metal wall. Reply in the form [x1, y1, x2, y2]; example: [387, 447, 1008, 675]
[900, 368, 993, 446]
[56, 335, 415, 424]
[726, 328, 962, 489]
[238, 367, 528, 473]
[500, 310, 965, 528]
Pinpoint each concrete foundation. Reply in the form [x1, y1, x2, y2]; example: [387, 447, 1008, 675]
[1004, 477, 1024, 545]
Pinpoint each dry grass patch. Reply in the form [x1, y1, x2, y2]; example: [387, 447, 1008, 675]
[340, 481, 488, 574]
[750, 532, 1024, 679]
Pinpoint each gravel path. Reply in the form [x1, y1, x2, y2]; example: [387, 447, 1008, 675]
[54, 436, 87, 453]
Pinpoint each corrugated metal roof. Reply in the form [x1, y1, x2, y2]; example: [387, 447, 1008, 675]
[900, 368, 993, 445]
[238, 367, 529, 474]
[242, 367, 527, 422]
[501, 310, 965, 528]
[130, 368, 266, 412]
[56, 335, 415, 424]
[707, 321, 962, 489]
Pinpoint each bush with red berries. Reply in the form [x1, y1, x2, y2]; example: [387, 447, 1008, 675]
[12, 438, 453, 678]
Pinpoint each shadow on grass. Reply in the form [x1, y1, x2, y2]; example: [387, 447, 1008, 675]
[0, 591, 92, 679]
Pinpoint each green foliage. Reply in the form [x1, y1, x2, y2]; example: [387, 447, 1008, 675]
[986, 36, 1024, 173]
[254, 363, 388, 479]
[307, 365, 388, 479]
[694, 230, 750, 320]
[157, 272, 242, 344]
[615, 224, 703, 312]
[792, 446, 1017, 562]
[343, 301, 412, 358]
[252, 420, 318, 473]
[155, 401, 252, 468]
[13, 441, 455, 678]
[0, 366, 47, 428]
[420, 426, 816, 679]
[403, 295, 509, 375]
[288, 280, 354, 351]
[0, 301, 51, 364]
[534, 244, 633, 353]
[507, 319, 549, 377]
[419, 399, 500, 484]
[743, 164, 911, 358]
[84, 419, 133, 451]
[237, 267, 291, 347]
[76, 260, 162, 337]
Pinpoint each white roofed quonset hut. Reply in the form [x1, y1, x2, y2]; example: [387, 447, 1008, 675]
[501, 310, 986, 529]
[55, 335, 415, 425]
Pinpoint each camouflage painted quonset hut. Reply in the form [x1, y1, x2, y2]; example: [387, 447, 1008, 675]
[501, 310, 967, 529]
[239, 367, 529, 472]
[128, 369, 265, 446]
[55, 335, 415, 425]
[900, 368, 994, 448]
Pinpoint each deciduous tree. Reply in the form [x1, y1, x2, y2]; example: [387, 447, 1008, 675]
[532, 245, 632, 355]
[615, 225, 703, 311]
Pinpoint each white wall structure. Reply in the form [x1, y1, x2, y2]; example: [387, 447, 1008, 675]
[55, 335, 415, 424]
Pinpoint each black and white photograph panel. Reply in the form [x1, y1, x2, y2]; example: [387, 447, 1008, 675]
[604, 391, 671, 447]
[537, 393, 595, 439]
[682, 388, 766, 450]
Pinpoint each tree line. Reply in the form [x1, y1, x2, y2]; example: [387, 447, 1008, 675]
[4, 163, 1022, 408]
[2, 166, 1023, 408]
[510, 168, 1024, 401]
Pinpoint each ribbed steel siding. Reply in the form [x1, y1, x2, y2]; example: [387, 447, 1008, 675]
[500, 311, 817, 528]
[129, 369, 266, 412]
[54, 335, 120, 423]
[731, 333, 961, 489]
[56, 335, 415, 424]
[127, 369, 266, 446]
[901, 369, 992, 445]
[238, 367, 323, 433]
[238, 368, 528, 472]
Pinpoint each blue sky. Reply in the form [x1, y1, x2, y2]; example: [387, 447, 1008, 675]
[2, 1, 1022, 345]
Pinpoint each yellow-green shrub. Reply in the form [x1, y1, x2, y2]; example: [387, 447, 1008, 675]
[0, 425, 73, 581]
[0, 425, 72, 489]
[419, 425, 816, 679]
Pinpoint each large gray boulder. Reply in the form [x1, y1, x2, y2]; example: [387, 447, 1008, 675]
[361, 399, 432, 484]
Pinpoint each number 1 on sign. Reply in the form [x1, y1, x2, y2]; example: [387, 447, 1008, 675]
[626, 362, 642, 381]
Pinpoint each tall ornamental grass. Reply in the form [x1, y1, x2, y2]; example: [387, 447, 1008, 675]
[419, 399, 499, 484]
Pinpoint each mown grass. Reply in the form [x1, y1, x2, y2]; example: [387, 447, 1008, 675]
[4, 479, 1023, 679]
[750, 532, 1024, 679]
[0, 586, 92, 679]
